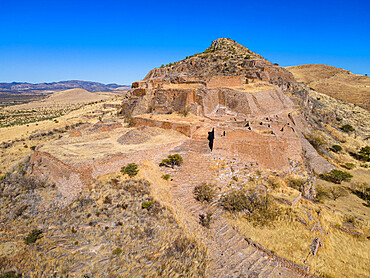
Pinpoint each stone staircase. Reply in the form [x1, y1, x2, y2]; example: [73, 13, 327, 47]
[166, 138, 314, 278]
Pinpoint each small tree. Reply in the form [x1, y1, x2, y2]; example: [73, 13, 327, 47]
[359, 146, 370, 161]
[319, 169, 353, 184]
[340, 124, 354, 133]
[193, 183, 216, 203]
[329, 145, 342, 153]
[160, 154, 183, 168]
[24, 229, 43, 245]
[121, 163, 139, 177]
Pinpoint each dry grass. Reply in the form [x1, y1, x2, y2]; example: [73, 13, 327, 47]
[286, 64, 349, 83]
[286, 64, 370, 109]
[228, 199, 369, 277]
[0, 167, 208, 277]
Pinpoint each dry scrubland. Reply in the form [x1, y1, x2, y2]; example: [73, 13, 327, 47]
[0, 168, 208, 277]
[0, 95, 209, 277]
[286, 64, 370, 110]
[220, 87, 369, 277]
[0, 89, 119, 128]
[1, 41, 370, 277]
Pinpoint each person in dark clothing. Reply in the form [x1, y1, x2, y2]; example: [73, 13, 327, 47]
[208, 128, 215, 151]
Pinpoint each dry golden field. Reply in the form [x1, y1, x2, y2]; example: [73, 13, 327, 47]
[286, 64, 370, 110]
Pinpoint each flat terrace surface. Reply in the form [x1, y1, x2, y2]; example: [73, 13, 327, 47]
[39, 124, 187, 163]
[136, 113, 205, 125]
[161, 81, 276, 92]
[224, 82, 277, 92]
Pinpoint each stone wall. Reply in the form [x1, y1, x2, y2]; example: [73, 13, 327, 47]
[30, 140, 185, 200]
[206, 76, 244, 88]
[132, 116, 201, 137]
[213, 128, 301, 172]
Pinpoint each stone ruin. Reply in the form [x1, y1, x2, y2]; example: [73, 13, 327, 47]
[123, 38, 334, 173]
[29, 38, 334, 200]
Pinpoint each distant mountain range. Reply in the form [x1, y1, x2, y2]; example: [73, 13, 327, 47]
[0, 80, 130, 93]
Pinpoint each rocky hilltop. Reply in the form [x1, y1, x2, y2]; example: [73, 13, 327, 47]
[122, 38, 332, 174]
[144, 38, 296, 88]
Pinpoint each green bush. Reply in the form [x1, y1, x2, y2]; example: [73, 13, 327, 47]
[160, 154, 183, 168]
[329, 145, 342, 153]
[24, 229, 43, 245]
[288, 178, 302, 190]
[161, 174, 170, 180]
[193, 183, 216, 203]
[319, 169, 353, 184]
[112, 247, 122, 256]
[340, 124, 354, 133]
[307, 134, 326, 149]
[121, 163, 139, 177]
[142, 201, 154, 209]
[359, 146, 370, 162]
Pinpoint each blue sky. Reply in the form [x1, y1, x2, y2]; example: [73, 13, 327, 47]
[1, 0, 369, 84]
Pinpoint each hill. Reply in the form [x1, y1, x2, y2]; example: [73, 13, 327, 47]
[0, 80, 129, 93]
[4, 88, 117, 111]
[286, 64, 370, 110]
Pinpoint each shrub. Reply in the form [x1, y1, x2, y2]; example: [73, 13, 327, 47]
[220, 189, 269, 213]
[288, 178, 302, 190]
[315, 185, 330, 202]
[307, 134, 326, 149]
[193, 183, 216, 203]
[359, 146, 370, 162]
[24, 229, 43, 245]
[199, 211, 213, 228]
[142, 201, 154, 209]
[341, 163, 355, 170]
[160, 154, 183, 168]
[112, 247, 122, 256]
[360, 163, 369, 168]
[121, 163, 139, 177]
[319, 169, 353, 184]
[329, 186, 348, 200]
[329, 145, 342, 153]
[0, 271, 22, 278]
[246, 202, 282, 227]
[268, 176, 285, 190]
[232, 176, 238, 181]
[161, 174, 170, 180]
[350, 183, 369, 207]
[340, 124, 354, 133]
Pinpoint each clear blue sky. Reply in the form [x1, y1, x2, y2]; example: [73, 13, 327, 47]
[1, 0, 369, 85]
